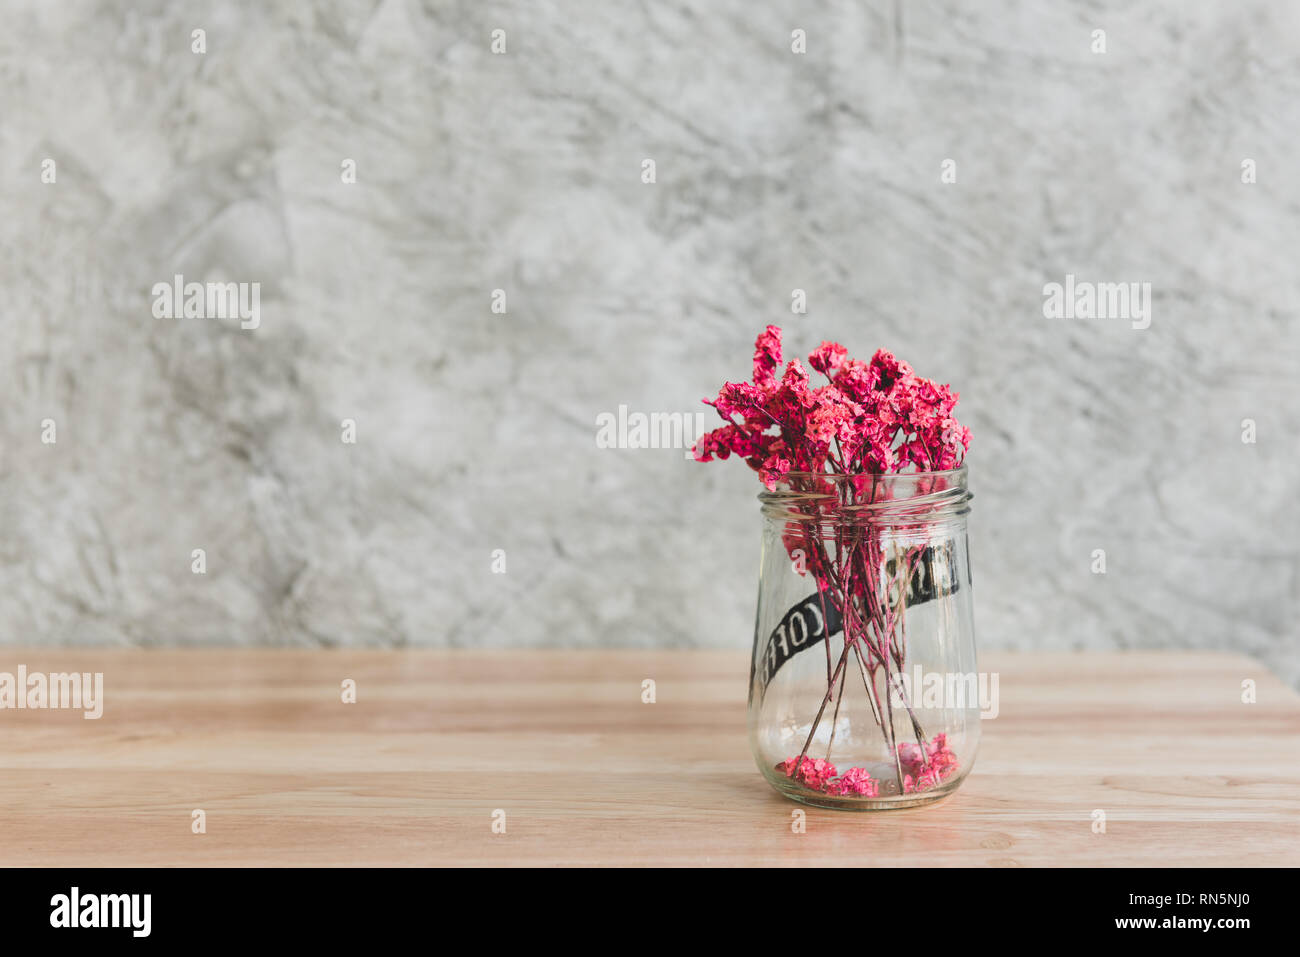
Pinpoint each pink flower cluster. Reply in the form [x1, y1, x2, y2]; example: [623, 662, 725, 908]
[778, 739, 957, 797]
[827, 766, 879, 797]
[776, 757, 880, 798]
[776, 756, 839, 790]
[898, 733, 960, 794]
[693, 326, 971, 488]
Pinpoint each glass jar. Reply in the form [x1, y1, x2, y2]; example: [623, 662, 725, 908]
[748, 468, 980, 809]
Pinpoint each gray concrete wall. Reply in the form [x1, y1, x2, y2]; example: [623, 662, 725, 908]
[1, 1, 1296, 685]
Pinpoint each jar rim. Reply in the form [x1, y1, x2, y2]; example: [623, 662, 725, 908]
[757, 466, 971, 520]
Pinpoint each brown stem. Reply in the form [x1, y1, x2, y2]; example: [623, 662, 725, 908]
[855, 594, 931, 760]
[789, 642, 853, 781]
[824, 657, 848, 760]
[851, 640, 883, 729]
[876, 612, 908, 794]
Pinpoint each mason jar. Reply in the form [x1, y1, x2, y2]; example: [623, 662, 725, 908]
[748, 468, 980, 809]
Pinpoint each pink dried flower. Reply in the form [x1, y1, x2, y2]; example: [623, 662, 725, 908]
[868, 348, 913, 391]
[778, 357, 812, 406]
[897, 741, 926, 772]
[692, 424, 765, 463]
[829, 358, 879, 405]
[777, 756, 838, 791]
[807, 386, 864, 454]
[759, 453, 792, 490]
[808, 341, 848, 376]
[691, 426, 735, 463]
[753, 325, 783, 388]
[695, 326, 970, 482]
[902, 770, 943, 793]
[712, 381, 769, 421]
[898, 733, 960, 792]
[827, 766, 879, 797]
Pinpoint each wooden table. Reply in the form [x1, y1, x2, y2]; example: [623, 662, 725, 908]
[0, 649, 1295, 867]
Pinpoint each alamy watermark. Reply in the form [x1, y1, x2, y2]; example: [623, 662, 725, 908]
[1043, 274, 1151, 329]
[888, 666, 999, 719]
[152, 273, 260, 329]
[50, 887, 150, 937]
[595, 405, 709, 459]
[0, 666, 103, 719]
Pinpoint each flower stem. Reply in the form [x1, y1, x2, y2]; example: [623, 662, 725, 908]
[824, 657, 848, 760]
[789, 642, 853, 780]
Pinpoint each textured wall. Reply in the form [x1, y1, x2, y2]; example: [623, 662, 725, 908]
[1, 1, 1297, 685]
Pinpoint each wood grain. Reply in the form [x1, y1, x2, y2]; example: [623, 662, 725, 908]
[0, 649, 1294, 867]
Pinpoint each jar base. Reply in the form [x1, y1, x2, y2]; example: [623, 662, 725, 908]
[767, 775, 963, 811]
